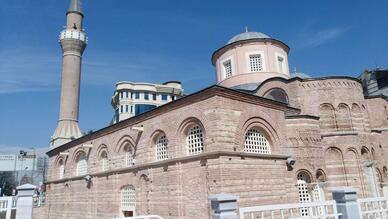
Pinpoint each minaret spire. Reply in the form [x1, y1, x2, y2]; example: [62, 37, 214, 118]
[68, 0, 82, 15]
[51, 0, 87, 148]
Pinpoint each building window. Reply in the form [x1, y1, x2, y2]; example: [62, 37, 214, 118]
[296, 172, 312, 216]
[100, 151, 108, 172]
[244, 128, 271, 154]
[156, 134, 169, 160]
[134, 92, 140, 99]
[277, 56, 284, 73]
[187, 125, 204, 155]
[59, 160, 65, 179]
[223, 60, 232, 78]
[125, 91, 129, 98]
[120, 105, 123, 113]
[144, 92, 149, 100]
[76, 153, 87, 176]
[125, 146, 134, 167]
[131, 106, 133, 114]
[120, 91, 123, 99]
[249, 54, 263, 72]
[152, 93, 157, 101]
[161, 94, 168, 101]
[125, 105, 129, 113]
[135, 104, 157, 115]
[121, 185, 136, 210]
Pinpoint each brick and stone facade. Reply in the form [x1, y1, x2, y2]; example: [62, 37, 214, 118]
[39, 83, 387, 219]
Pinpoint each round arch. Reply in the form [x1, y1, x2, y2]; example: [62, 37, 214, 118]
[263, 87, 289, 104]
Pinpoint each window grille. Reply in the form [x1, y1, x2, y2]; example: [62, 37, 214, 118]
[223, 60, 232, 78]
[59, 164, 64, 179]
[187, 125, 204, 155]
[297, 179, 311, 216]
[156, 135, 169, 160]
[244, 129, 271, 154]
[312, 184, 324, 202]
[278, 56, 284, 73]
[126, 151, 134, 167]
[249, 54, 262, 72]
[121, 186, 136, 210]
[101, 157, 108, 171]
[101, 152, 108, 172]
[76, 154, 87, 176]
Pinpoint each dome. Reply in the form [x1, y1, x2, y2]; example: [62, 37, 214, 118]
[227, 31, 270, 45]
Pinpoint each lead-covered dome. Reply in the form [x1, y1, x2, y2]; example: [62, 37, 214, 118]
[227, 31, 270, 45]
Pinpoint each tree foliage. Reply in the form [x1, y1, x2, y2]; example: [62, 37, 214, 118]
[0, 172, 17, 196]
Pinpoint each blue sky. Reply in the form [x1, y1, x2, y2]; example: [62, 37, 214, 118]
[0, 0, 387, 152]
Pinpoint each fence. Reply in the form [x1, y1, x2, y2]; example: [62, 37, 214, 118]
[209, 188, 388, 219]
[239, 200, 341, 219]
[0, 184, 36, 219]
[110, 215, 165, 219]
[0, 197, 16, 219]
[358, 197, 388, 219]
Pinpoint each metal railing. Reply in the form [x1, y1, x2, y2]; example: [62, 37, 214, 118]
[239, 200, 341, 219]
[0, 196, 16, 219]
[358, 197, 388, 219]
[110, 215, 165, 219]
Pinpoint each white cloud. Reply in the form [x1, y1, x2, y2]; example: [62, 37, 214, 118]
[299, 26, 352, 49]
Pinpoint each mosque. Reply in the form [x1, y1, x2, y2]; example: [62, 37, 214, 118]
[41, 0, 388, 218]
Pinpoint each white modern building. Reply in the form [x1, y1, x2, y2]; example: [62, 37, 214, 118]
[111, 81, 184, 123]
[0, 151, 37, 172]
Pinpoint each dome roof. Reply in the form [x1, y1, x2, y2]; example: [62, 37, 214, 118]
[227, 31, 270, 45]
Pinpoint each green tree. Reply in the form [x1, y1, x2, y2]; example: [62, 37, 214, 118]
[0, 172, 17, 196]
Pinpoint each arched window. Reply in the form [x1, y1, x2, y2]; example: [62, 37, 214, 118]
[264, 88, 289, 104]
[100, 151, 109, 172]
[186, 125, 204, 155]
[125, 145, 134, 167]
[121, 185, 136, 211]
[297, 171, 312, 216]
[336, 103, 352, 131]
[156, 134, 169, 160]
[244, 128, 271, 154]
[319, 104, 336, 131]
[76, 153, 87, 176]
[58, 159, 65, 179]
[351, 103, 363, 131]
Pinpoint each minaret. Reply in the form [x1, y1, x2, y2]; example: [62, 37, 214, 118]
[51, 0, 87, 148]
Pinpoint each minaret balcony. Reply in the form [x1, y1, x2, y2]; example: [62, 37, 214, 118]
[59, 29, 88, 43]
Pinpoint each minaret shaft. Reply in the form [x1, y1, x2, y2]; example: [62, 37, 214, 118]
[51, 0, 86, 148]
[58, 54, 82, 122]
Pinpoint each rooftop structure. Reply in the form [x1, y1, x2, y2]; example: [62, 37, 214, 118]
[212, 30, 290, 90]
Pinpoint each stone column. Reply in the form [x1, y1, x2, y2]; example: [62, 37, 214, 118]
[331, 187, 360, 219]
[208, 193, 239, 219]
[16, 184, 36, 219]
